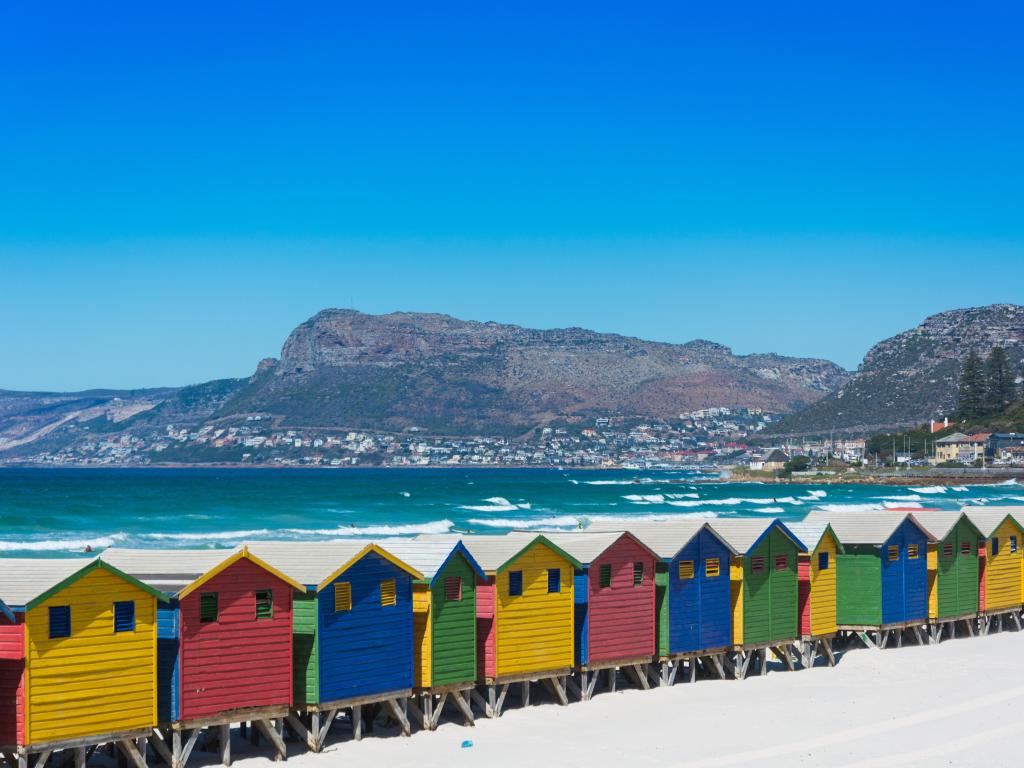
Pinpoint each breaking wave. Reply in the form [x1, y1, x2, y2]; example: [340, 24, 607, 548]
[467, 515, 584, 530]
[0, 534, 128, 552]
[460, 497, 532, 513]
[910, 486, 947, 494]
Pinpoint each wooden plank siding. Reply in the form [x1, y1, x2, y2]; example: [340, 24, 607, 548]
[582, 536, 656, 665]
[836, 545, 882, 626]
[428, 554, 476, 687]
[177, 558, 294, 721]
[927, 545, 938, 619]
[669, 528, 731, 654]
[741, 527, 798, 645]
[292, 592, 318, 706]
[983, 518, 1024, 612]
[808, 533, 838, 637]
[494, 545, 574, 678]
[0, 622, 25, 747]
[24, 568, 157, 745]
[797, 556, 811, 637]
[475, 577, 497, 681]
[880, 519, 929, 625]
[155, 604, 179, 723]
[412, 584, 432, 688]
[317, 551, 414, 702]
[935, 518, 980, 619]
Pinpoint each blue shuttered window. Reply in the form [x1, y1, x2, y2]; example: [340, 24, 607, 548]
[114, 600, 135, 632]
[818, 552, 830, 570]
[508, 570, 523, 596]
[548, 568, 561, 593]
[991, 537, 999, 556]
[49, 605, 71, 639]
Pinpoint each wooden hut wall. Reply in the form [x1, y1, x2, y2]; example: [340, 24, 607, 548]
[935, 518, 980, 619]
[317, 551, 414, 702]
[178, 557, 295, 720]
[25, 568, 157, 745]
[0, 620, 25, 747]
[983, 518, 1024, 612]
[292, 591, 319, 706]
[475, 576, 497, 681]
[836, 545, 882, 626]
[670, 529, 731, 653]
[880, 519, 929, 625]
[155, 603, 180, 723]
[742, 527, 798, 645]
[797, 555, 811, 637]
[808, 533, 838, 636]
[494, 544, 573, 678]
[428, 553, 477, 687]
[412, 583, 432, 688]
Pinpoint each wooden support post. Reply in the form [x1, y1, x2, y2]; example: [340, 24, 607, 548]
[632, 664, 650, 690]
[423, 695, 435, 730]
[759, 648, 769, 676]
[429, 694, 447, 730]
[688, 660, 697, 683]
[116, 740, 147, 768]
[521, 681, 530, 708]
[451, 690, 475, 726]
[16, 755, 27, 768]
[32, 752, 51, 768]
[586, 670, 599, 699]
[284, 715, 315, 752]
[406, 698, 426, 730]
[384, 698, 412, 737]
[495, 684, 510, 717]
[217, 725, 230, 767]
[470, 689, 493, 718]
[351, 706, 362, 742]
[578, 671, 590, 701]
[565, 674, 582, 701]
[911, 626, 925, 646]
[317, 710, 338, 750]
[710, 654, 726, 680]
[252, 720, 285, 762]
[1013, 612, 1022, 632]
[822, 638, 836, 667]
[147, 734, 173, 767]
[606, 668, 616, 694]
[965, 619, 975, 638]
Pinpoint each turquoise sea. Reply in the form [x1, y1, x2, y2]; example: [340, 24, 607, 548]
[1, 468, 1022, 557]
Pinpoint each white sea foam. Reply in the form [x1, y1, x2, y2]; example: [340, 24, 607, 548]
[803, 490, 828, 499]
[951, 486, 970, 492]
[666, 493, 701, 499]
[586, 511, 719, 524]
[812, 503, 885, 513]
[460, 497, 531, 512]
[883, 501, 923, 509]
[586, 480, 653, 486]
[467, 515, 583, 530]
[400, 491, 411, 497]
[998, 478, 1019, 485]
[882, 495, 923, 501]
[910, 486, 947, 494]
[143, 529, 271, 541]
[0, 534, 128, 552]
[624, 494, 666, 503]
[143, 520, 456, 541]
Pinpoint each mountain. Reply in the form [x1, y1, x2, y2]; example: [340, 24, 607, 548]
[771, 304, 1024, 436]
[215, 310, 849, 435]
[0, 310, 848, 454]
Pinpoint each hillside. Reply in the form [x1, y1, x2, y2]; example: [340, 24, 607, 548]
[771, 304, 1024, 436]
[217, 310, 850, 435]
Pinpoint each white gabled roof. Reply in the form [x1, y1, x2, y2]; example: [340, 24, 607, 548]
[102, 547, 239, 595]
[504, 531, 657, 566]
[366, 538, 483, 581]
[0, 557, 96, 607]
[909, 511, 977, 541]
[786, 521, 840, 553]
[242, 540, 405, 587]
[961, 507, 1024, 537]
[802, 511, 932, 545]
[707, 518, 803, 554]
[584, 518, 720, 560]
[416, 534, 578, 573]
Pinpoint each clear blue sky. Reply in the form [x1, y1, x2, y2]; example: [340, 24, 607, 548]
[2, 3, 1022, 391]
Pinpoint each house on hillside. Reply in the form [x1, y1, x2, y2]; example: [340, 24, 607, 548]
[760, 448, 790, 473]
[934, 433, 988, 464]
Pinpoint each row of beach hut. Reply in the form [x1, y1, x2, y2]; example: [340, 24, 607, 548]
[1, 506, 1023, 767]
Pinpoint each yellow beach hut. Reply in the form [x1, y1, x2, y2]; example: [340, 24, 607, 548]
[419, 533, 581, 717]
[787, 521, 843, 667]
[0, 558, 167, 768]
[962, 507, 1024, 629]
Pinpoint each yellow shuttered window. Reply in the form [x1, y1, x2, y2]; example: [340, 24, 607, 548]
[705, 558, 720, 578]
[907, 544, 919, 560]
[381, 579, 397, 607]
[678, 560, 694, 580]
[335, 582, 352, 613]
[888, 545, 899, 562]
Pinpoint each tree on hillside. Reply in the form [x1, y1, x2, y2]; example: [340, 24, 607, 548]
[985, 347, 1016, 413]
[957, 352, 987, 418]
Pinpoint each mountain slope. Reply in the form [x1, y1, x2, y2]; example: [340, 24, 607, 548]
[219, 310, 849, 435]
[772, 304, 1024, 436]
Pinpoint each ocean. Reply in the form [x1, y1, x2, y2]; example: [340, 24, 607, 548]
[1, 467, 1022, 557]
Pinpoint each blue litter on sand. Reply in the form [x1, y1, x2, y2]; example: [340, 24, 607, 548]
[461, 740, 474, 749]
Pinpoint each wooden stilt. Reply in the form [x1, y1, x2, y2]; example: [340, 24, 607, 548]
[351, 706, 362, 742]
[520, 680, 530, 708]
[383, 699, 411, 737]
[565, 674, 582, 701]
[217, 725, 230, 767]
[822, 638, 836, 666]
[470, 688, 493, 718]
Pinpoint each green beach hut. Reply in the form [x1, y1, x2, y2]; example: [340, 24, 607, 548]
[910, 511, 982, 628]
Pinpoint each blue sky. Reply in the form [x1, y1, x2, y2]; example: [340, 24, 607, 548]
[2, 3, 1022, 390]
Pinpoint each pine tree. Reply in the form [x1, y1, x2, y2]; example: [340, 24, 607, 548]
[985, 347, 1016, 413]
[957, 351, 986, 418]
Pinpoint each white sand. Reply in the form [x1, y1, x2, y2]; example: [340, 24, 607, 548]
[221, 631, 1024, 768]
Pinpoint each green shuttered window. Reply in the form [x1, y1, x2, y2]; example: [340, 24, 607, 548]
[548, 568, 561, 593]
[633, 561, 644, 586]
[599, 564, 612, 588]
[200, 592, 218, 623]
[113, 600, 135, 632]
[508, 570, 523, 596]
[49, 605, 71, 639]
[255, 590, 273, 619]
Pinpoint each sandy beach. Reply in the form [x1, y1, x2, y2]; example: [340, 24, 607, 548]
[185, 629, 1024, 768]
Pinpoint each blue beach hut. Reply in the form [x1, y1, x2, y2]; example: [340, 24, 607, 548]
[244, 539, 423, 748]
